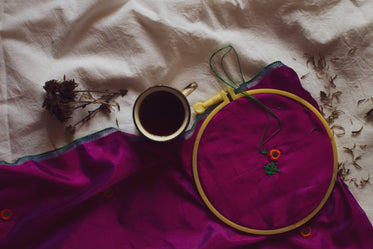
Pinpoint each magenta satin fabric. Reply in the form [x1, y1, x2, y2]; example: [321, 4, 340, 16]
[197, 93, 334, 230]
[1, 62, 373, 248]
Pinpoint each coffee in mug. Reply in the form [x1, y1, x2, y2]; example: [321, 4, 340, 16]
[133, 85, 195, 142]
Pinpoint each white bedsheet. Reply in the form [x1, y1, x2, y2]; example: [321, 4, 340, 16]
[1, 0, 373, 223]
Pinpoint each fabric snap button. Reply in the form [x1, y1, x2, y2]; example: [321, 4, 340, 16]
[300, 226, 312, 238]
[1, 209, 13, 221]
[269, 149, 281, 161]
[103, 187, 114, 198]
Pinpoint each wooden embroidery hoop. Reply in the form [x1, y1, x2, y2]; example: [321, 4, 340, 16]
[192, 88, 338, 235]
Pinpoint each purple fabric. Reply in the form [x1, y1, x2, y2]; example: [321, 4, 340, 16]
[197, 93, 334, 230]
[1, 63, 373, 249]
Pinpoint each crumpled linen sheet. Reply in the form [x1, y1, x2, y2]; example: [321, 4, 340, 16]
[1, 61, 373, 249]
[0, 0, 373, 243]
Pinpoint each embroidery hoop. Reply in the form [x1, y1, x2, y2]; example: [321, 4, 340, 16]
[192, 88, 338, 235]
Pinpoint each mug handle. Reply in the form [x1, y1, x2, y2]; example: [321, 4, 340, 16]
[181, 82, 198, 97]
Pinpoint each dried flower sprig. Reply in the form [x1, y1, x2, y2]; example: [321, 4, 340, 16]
[42, 76, 128, 134]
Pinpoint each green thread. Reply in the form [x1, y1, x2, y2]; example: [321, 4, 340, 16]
[209, 45, 283, 153]
[264, 161, 280, 175]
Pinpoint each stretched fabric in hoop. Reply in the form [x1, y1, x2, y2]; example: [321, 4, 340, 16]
[1, 62, 372, 248]
[192, 88, 338, 235]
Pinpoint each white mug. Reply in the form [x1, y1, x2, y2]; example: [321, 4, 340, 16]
[133, 83, 197, 142]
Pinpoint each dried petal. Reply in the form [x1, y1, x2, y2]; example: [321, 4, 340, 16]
[357, 99, 366, 106]
[352, 161, 362, 169]
[351, 126, 363, 136]
[359, 144, 367, 150]
[331, 125, 345, 137]
[331, 91, 342, 103]
[329, 75, 337, 88]
[361, 174, 370, 185]
[320, 91, 329, 103]
[343, 145, 355, 158]
[338, 162, 350, 181]
[366, 109, 373, 119]
[317, 54, 326, 71]
[301, 73, 309, 79]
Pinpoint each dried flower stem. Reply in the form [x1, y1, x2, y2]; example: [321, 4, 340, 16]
[43, 77, 128, 134]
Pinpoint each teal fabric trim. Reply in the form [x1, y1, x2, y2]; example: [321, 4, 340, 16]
[236, 61, 284, 93]
[0, 127, 120, 166]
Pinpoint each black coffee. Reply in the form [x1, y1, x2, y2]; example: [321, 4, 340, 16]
[139, 91, 186, 136]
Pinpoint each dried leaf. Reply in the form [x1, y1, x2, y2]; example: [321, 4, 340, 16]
[331, 108, 343, 119]
[357, 99, 366, 106]
[346, 168, 350, 175]
[349, 178, 357, 184]
[360, 174, 370, 185]
[343, 145, 355, 158]
[359, 144, 367, 150]
[338, 162, 350, 181]
[366, 109, 373, 119]
[329, 74, 337, 88]
[316, 73, 324, 79]
[352, 161, 362, 169]
[301, 73, 309, 79]
[331, 91, 342, 103]
[317, 53, 326, 71]
[320, 106, 325, 117]
[320, 91, 329, 103]
[349, 178, 360, 187]
[351, 126, 363, 136]
[354, 155, 362, 161]
[327, 116, 334, 125]
[331, 125, 345, 137]
[338, 161, 345, 169]
[326, 108, 343, 124]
